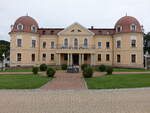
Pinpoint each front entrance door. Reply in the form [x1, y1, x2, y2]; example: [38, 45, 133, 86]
[73, 54, 79, 65]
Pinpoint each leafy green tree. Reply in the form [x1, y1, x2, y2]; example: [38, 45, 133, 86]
[0, 40, 10, 62]
[144, 32, 150, 54]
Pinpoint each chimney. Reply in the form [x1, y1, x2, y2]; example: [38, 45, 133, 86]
[91, 26, 94, 29]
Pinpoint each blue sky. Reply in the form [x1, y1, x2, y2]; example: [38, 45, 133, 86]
[0, 0, 149, 41]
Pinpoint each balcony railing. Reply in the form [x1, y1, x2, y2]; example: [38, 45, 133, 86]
[56, 44, 96, 49]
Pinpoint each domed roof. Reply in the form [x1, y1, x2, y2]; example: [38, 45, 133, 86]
[12, 16, 39, 33]
[115, 16, 142, 33]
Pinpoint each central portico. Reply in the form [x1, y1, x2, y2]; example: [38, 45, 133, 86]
[56, 53, 96, 66]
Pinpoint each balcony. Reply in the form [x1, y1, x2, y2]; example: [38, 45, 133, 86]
[56, 44, 96, 50]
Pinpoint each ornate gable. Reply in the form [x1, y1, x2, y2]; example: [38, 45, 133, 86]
[58, 22, 95, 36]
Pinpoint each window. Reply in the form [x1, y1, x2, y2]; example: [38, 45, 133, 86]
[64, 39, 68, 48]
[74, 38, 78, 48]
[98, 54, 101, 61]
[131, 40, 136, 48]
[64, 54, 68, 61]
[43, 42, 46, 48]
[17, 53, 21, 61]
[51, 41, 55, 49]
[116, 26, 122, 32]
[106, 42, 110, 49]
[17, 39, 22, 47]
[84, 38, 88, 48]
[51, 54, 54, 61]
[106, 54, 110, 61]
[42, 54, 46, 61]
[117, 54, 121, 63]
[98, 42, 101, 48]
[32, 40, 36, 48]
[117, 40, 121, 48]
[131, 54, 136, 63]
[31, 54, 35, 62]
[31, 25, 37, 32]
[17, 24, 23, 30]
[130, 24, 136, 31]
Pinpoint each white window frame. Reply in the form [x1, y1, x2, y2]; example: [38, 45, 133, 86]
[83, 38, 88, 48]
[31, 25, 37, 32]
[16, 53, 22, 62]
[31, 37, 36, 48]
[73, 38, 78, 48]
[64, 38, 68, 48]
[116, 25, 122, 32]
[17, 23, 24, 30]
[98, 42, 102, 49]
[130, 24, 137, 31]
[130, 36, 137, 48]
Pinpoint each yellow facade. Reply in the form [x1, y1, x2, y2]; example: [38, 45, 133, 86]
[10, 22, 144, 68]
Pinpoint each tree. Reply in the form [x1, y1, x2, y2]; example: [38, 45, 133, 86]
[0, 40, 10, 62]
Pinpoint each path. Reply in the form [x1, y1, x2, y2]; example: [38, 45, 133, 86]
[41, 71, 87, 90]
[0, 88, 150, 113]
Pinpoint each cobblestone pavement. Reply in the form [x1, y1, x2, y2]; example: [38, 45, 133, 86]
[0, 88, 150, 113]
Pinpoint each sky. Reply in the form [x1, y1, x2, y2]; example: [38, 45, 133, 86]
[0, 0, 149, 41]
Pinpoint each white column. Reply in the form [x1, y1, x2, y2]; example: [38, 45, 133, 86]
[67, 54, 70, 66]
[82, 54, 84, 64]
[91, 54, 93, 65]
[93, 54, 96, 66]
[58, 53, 61, 65]
[70, 54, 73, 65]
[79, 54, 81, 65]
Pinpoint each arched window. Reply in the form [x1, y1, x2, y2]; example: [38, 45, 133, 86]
[64, 38, 68, 48]
[31, 25, 37, 32]
[74, 38, 78, 48]
[84, 38, 88, 48]
[17, 24, 24, 31]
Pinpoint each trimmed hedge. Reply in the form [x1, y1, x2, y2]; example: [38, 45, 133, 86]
[47, 68, 56, 77]
[81, 64, 90, 71]
[83, 67, 93, 78]
[99, 64, 106, 72]
[106, 66, 113, 75]
[32, 67, 39, 74]
[40, 64, 47, 71]
[61, 64, 67, 70]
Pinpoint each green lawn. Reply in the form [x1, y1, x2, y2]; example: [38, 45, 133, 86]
[113, 68, 150, 72]
[0, 74, 51, 89]
[85, 74, 150, 89]
[94, 67, 150, 72]
[0, 67, 32, 72]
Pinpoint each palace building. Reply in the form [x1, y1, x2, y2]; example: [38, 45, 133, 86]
[9, 15, 144, 68]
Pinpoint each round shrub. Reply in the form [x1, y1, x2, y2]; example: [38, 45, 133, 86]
[47, 68, 56, 77]
[106, 66, 113, 75]
[82, 67, 93, 78]
[40, 64, 47, 71]
[32, 67, 39, 74]
[81, 64, 90, 71]
[61, 64, 67, 70]
[99, 64, 106, 72]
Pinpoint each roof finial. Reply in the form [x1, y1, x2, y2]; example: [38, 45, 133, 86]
[126, 12, 127, 16]
[26, 13, 28, 16]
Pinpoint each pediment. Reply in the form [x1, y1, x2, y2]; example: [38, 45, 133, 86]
[58, 22, 95, 36]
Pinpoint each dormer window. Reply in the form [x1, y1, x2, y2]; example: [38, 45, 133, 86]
[130, 24, 136, 31]
[116, 25, 122, 32]
[17, 24, 24, 31]
[31, 25, 37, 32]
